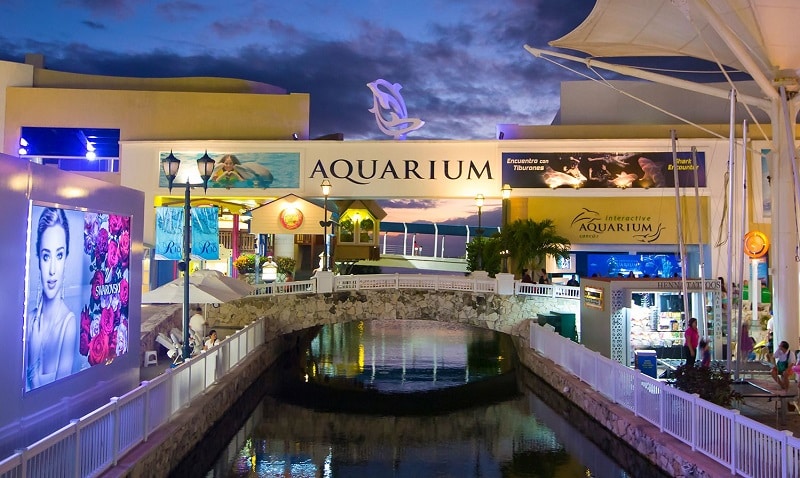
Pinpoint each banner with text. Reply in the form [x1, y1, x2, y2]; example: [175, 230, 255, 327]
[502, 151, 706, 189]
[154, 206, 219, 260]
[529, 196, 708, 245]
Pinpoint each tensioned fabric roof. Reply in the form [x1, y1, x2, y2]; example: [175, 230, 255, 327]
[550, 0, 800, 82]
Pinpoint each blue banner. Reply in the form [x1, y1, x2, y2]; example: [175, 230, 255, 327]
[154, 206, 219, 260]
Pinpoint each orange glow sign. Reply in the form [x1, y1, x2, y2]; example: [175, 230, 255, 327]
[279, 208, 303, 230]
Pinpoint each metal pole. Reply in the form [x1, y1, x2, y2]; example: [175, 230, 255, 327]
[477, 203, 483, 270]
[322, 194, 329, 271]
[182, 182, 191, 360]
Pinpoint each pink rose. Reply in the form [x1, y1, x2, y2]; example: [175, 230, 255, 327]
[118, 230, 130, 268]
[106, 240, 119, 269]
[88, 331, 109, 366]
[100, 307, 114, 335]
[108, 214, 124, 236]
[91, 270, 105, 301]
[119, 279, 129, 305]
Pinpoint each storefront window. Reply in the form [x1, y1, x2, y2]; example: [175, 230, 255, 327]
[339, 217, 354, 243]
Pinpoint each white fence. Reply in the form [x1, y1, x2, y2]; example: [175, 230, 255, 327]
[531, 323, 800, 478]
[0, 321, 264, 478]
[0, 275, 581, 478]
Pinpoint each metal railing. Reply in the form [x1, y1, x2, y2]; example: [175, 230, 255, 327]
[0, 320, 264, 478]
[530, 323, 800, 477]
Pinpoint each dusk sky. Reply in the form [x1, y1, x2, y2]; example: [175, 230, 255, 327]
[0, 0, 596, 140]
[0, 0, 603, 229]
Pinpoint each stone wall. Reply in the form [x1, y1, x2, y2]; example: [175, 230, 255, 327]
[207, 289, 579, 338]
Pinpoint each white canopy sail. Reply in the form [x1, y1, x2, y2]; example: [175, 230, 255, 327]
[530, 0, 800, 352]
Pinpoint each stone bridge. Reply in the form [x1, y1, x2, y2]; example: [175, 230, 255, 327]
[206, 288, 579, 338]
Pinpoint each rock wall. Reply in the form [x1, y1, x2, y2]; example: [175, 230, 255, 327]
[208, 289, 579, 338]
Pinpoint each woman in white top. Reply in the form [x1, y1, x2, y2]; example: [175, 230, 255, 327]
[204, 329, 220, 350]
[771, 340, 796, 391]
[26, 208, 77, 390]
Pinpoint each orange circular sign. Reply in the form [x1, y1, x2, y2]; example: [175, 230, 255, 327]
[279, 208, 304, 230]
[744, 231, 769, 258]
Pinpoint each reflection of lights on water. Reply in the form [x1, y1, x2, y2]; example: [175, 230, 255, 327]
[304, 373, 308, 382]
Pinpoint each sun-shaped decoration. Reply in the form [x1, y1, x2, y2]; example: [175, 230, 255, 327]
[279, 207, 304, 230]
[743, 231, 769, 258]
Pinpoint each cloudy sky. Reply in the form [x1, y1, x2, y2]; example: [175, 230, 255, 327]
[0, 0, 597, 141]
[0, 0, 604, 228]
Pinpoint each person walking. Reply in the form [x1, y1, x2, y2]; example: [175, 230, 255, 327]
[684, 317, 699, 367]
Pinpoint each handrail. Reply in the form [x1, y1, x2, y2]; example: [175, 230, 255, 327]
[0, 275, 577, 478]
[0, 317, 265, 478]
[529, 323, 800, 477]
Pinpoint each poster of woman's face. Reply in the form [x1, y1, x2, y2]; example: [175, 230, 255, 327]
[23, 204, 132, 392]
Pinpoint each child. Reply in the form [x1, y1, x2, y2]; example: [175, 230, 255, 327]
[699, 338, 711, 368]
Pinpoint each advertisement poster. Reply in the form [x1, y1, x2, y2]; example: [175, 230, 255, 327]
[158, 151, 300, 189]
[24, 205, 131, 392]
[154, 206, 220, 260]
[502, 151, 706, 189]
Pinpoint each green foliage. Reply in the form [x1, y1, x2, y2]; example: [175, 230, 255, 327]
[465, 235, 503, 277]
[233, 254, 258, 274]
[500, 219, 571, 275]
[275, 256, 296, 276]
[234, 254, 296, 277]
[673, 363, 742, 407]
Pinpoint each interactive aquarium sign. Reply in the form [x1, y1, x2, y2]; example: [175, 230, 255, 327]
[24, 204, 131, 392]
[502, 151, 706, 189]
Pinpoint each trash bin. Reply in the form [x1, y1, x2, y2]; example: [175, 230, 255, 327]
[537, 313, 558, 327]
[550, 311, 577, 342]
[635, 349, 658, 378]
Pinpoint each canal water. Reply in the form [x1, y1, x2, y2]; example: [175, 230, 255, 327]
[176, 320, 668, 478]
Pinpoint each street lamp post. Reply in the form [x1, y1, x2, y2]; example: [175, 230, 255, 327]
[501, 184, 512, 273]
[320, 179, 332, 271]
[501, 184, 512, 227]
[162, 150, 214, 360]
[475, 193, 484, 270]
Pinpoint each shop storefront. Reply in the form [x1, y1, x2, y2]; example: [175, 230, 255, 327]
[580, 277, 723, 366]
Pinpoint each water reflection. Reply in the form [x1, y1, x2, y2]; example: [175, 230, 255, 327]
[195, 320, 659, 478]
[307, 320, 514, 393]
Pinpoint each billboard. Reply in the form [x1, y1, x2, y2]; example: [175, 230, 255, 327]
[158, 151, 300, 189]
[24, 205, 131, 392]
[502, 151, 706, 189]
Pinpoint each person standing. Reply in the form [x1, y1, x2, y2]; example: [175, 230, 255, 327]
[684, 317, 699, 367]
[189, 306, 206, 345]
[26, 208, 77, 390]
[766, 312, 775, 363]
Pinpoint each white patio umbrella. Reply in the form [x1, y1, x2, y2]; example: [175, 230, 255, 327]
[142, 269, 254, 304]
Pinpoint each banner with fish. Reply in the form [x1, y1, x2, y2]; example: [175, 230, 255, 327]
[157, 151, 300, 189]
[501, 152, 705, 189]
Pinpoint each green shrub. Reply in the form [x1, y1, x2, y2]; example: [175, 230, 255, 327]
[673, 363, 742, 407]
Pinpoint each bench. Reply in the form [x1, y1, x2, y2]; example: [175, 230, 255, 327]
[732, 381, 797, 426]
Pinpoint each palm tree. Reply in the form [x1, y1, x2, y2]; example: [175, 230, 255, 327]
[501, 219, 571, 276]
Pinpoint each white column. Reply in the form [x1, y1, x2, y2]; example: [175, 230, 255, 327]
[768, 101, 800, 350]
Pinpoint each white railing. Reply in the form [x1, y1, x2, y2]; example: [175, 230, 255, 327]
[335, 273, 498, 293]
[529, 324, 800, 477]
[0, 274, 579, 478]
[0, 320, 265, 478]
[252, 279, 316, 295]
